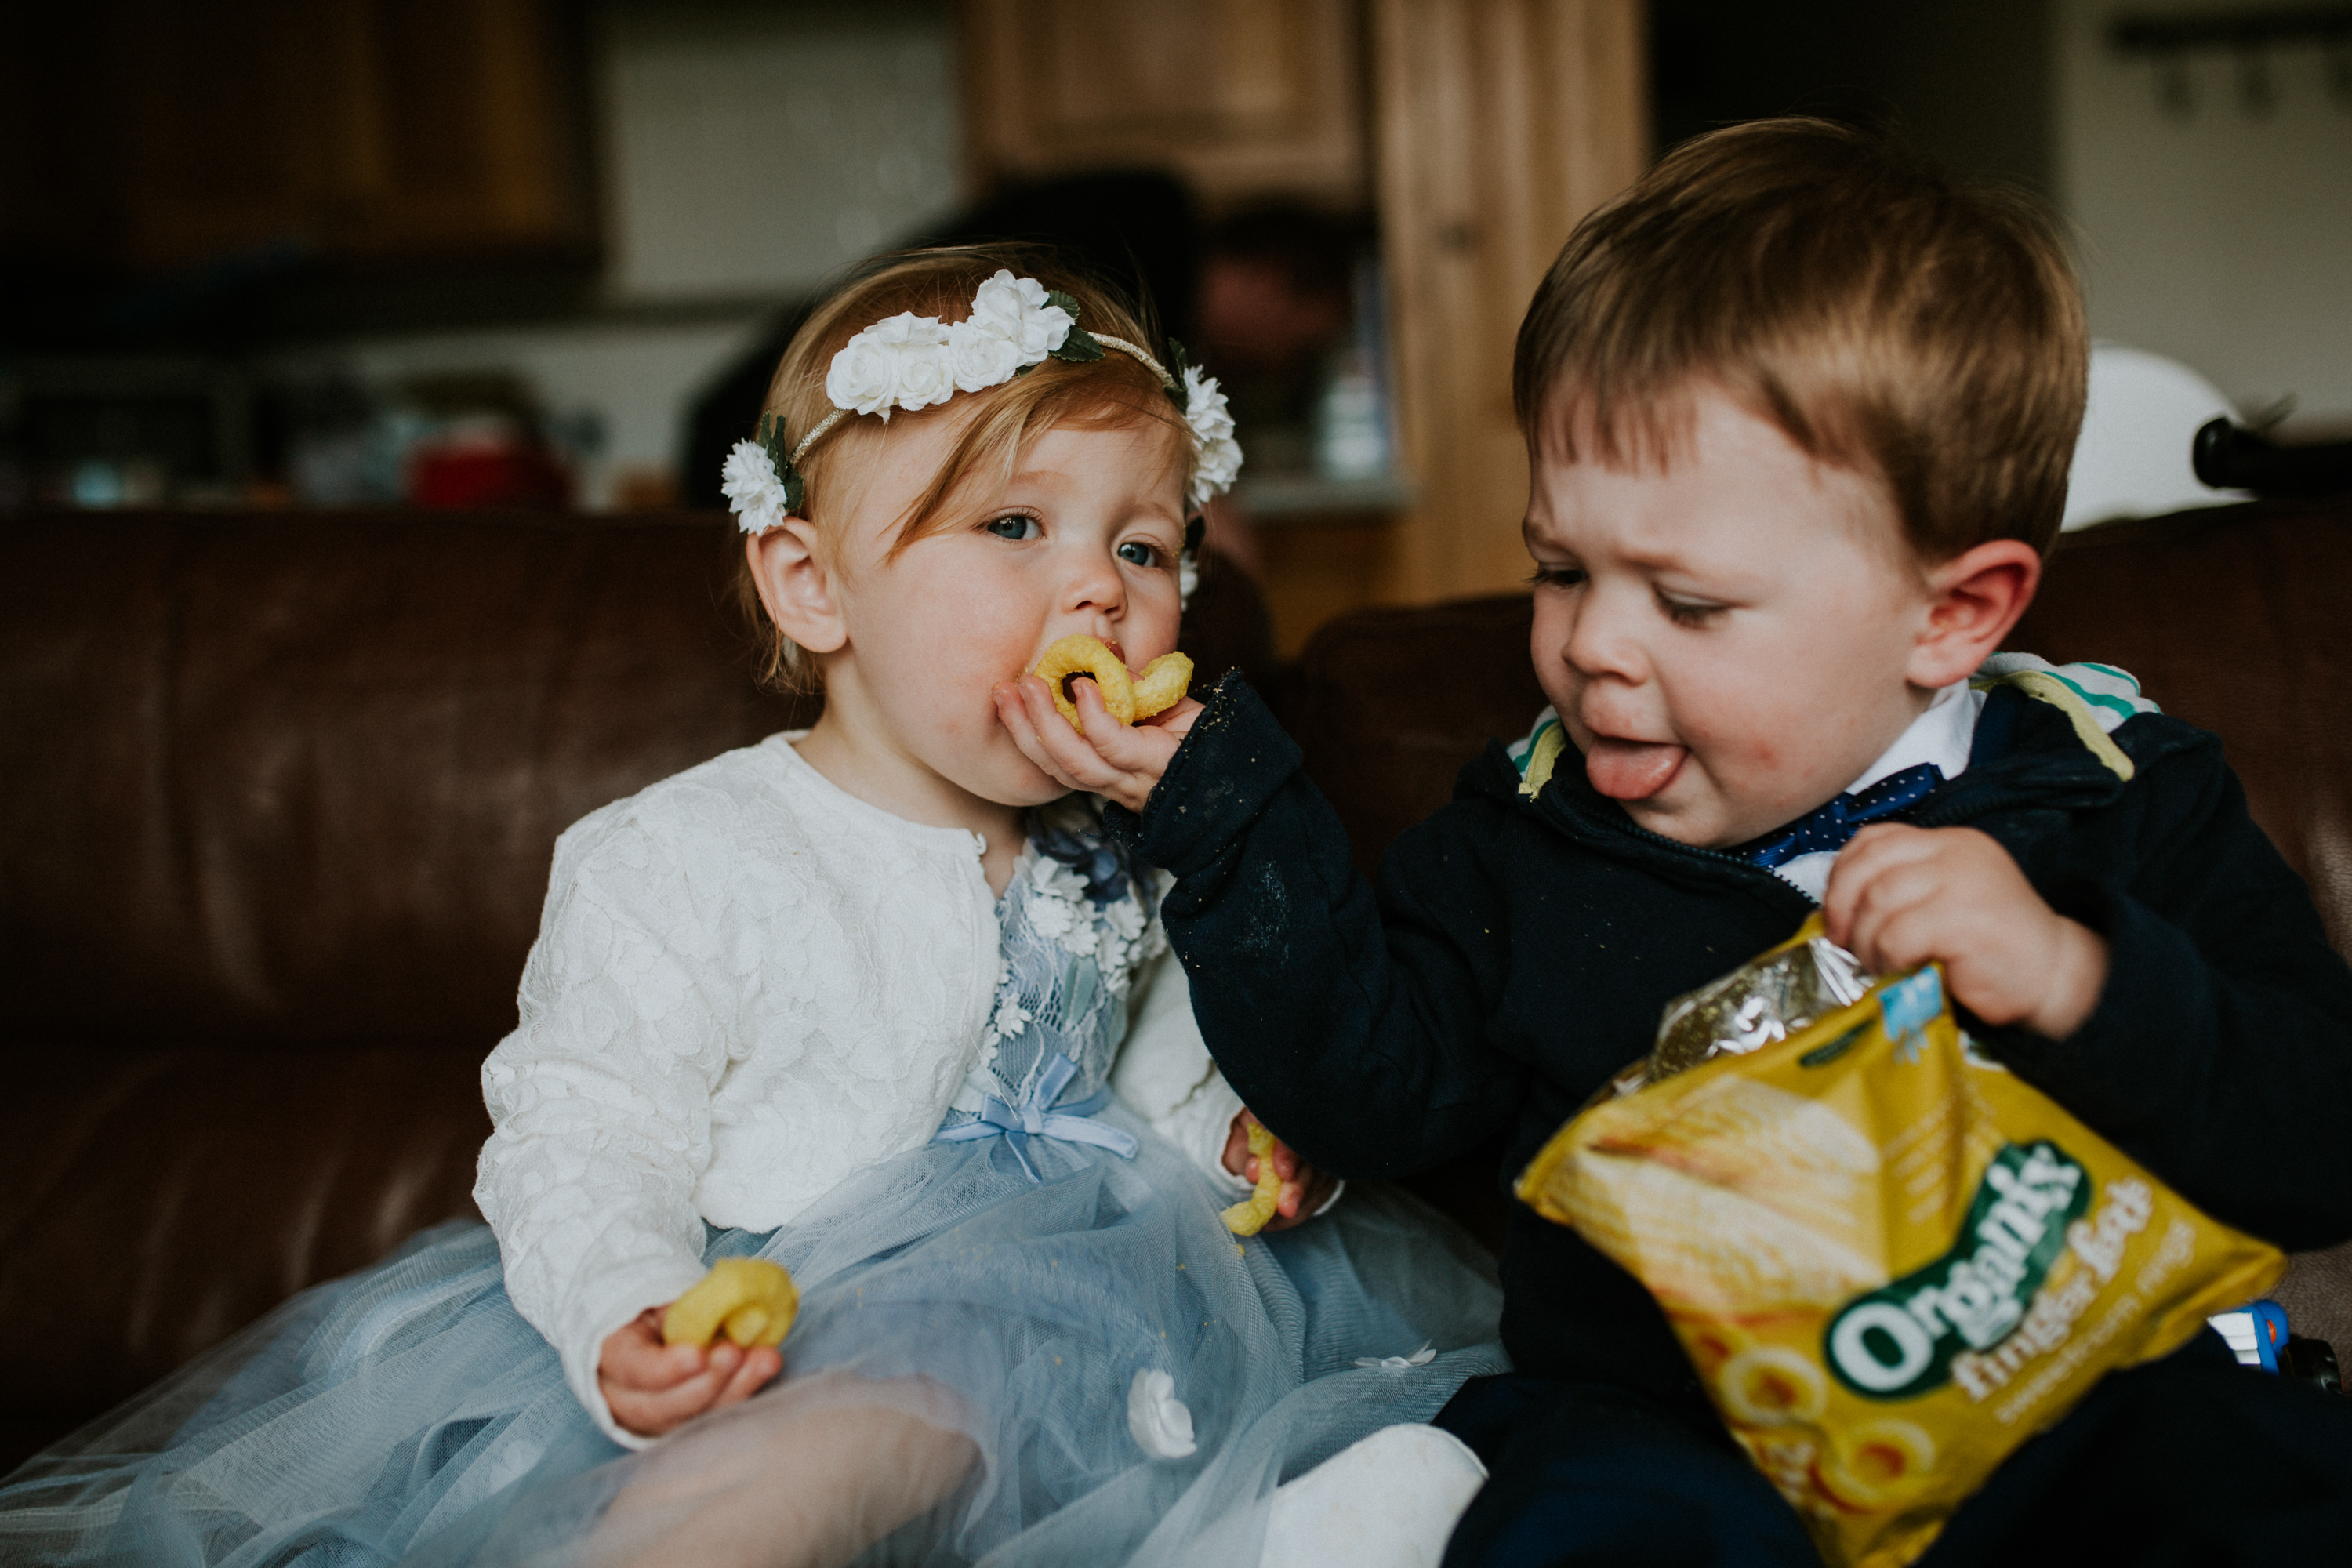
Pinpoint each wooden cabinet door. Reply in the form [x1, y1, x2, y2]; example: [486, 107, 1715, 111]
[961, 0, 1368, 207]
[11, 0, 593, 278]
[1374, 0, 1646, 602]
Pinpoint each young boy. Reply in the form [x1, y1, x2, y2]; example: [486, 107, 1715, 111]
[996, 119, 2352, 1563]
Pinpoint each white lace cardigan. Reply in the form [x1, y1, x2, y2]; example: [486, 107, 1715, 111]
[474, 733, 1247, 1447]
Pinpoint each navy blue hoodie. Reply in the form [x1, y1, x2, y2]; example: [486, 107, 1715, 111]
[1109, 672, 2352, 1417]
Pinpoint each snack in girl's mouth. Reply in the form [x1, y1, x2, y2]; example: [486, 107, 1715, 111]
[1516, 916, 2286, 1568]
[662, 1258, 800, 1350]
[1034, 635, 1192, 731]
[1222, 1120, 1284, 1236]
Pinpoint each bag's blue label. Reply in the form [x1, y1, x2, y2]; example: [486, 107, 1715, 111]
[1878, 967, 1944, 1062]
[1825, 1141, 2090, 1399]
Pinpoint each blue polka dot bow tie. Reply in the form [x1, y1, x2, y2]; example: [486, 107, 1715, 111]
[1739, 762, 1946, 869]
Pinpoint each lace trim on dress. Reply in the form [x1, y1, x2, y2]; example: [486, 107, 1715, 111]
[936, 797, 1167, 1163]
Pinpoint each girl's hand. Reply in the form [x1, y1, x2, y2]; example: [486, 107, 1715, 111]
[1221, 1110, 1339, 1230]
[994, 673, 1201, 815]
[1822, 823, 2110, 1041]
[597, 1306, 782, 1438]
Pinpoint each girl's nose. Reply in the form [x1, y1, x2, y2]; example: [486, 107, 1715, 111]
[1059, 543, 1127, 619]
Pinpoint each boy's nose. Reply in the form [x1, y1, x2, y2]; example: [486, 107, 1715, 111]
[1559, 590, 1647, 684]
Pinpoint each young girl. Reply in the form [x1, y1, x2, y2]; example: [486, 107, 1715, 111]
[1, 251, 1504, 1567]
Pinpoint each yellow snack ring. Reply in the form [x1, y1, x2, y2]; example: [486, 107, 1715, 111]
[662, 1258, 799, 1350]
[1034, 635, 1137, 730]
[1221, 1120, 1284, 1236]
[1718, 1345, 1828, 1427]
[1817, 1418, 1938, 1510]
[1131, 652, 1194, 721]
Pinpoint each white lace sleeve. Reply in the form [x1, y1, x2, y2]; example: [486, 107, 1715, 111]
[474, 810, 740, 1449]
[1110, 949, 1252, 1197]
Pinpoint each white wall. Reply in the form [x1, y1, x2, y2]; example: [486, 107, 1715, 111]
[603, 0, 961, 301]
[2055, 0, 2352, 428]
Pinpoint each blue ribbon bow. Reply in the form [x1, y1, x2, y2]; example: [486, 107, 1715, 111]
[933, 1051, 1139, 1181]
[1738, 762, 1945, 869]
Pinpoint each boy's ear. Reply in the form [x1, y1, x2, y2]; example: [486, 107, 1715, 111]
[746, 520, 848, 657]
[1907, 539, 2042, 690]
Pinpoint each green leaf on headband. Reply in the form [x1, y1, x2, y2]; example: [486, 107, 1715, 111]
[1164, 338, 1194, 414]
[1051, 325, 1106, 363]
[753, 413, 807, 515]
[1044, 289, 1083, 321]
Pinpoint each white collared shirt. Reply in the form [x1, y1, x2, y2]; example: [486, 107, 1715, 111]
[1769, 680, 1984, 902]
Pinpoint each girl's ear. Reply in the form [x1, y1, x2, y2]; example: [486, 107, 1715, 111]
[747, 519, 848, 656]
[1907, 538, 2042, 690]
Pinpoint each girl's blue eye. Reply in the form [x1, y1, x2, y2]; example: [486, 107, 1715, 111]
[985, 515, 1038, 542]
[1116, 541, 1160, 568]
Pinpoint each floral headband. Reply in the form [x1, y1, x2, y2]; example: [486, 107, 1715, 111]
[721, 270, 1242, 543]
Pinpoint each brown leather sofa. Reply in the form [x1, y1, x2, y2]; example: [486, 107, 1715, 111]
[6, 497, 2350, 1475]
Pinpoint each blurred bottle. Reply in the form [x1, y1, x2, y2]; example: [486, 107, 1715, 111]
[1312, 258, 1395, 482]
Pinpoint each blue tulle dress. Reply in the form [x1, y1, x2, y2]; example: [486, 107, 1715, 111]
[0, 811, 1507, 1567]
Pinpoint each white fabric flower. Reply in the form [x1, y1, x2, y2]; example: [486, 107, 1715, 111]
[1062, 920, 1100, 960]
[892, 341, 956, 412]
[720, 440, 789, 535]
[947, 319, 1025, 393]
[969, 269, 1074, 361]
[1026, 895, 1076, 943]
[826, 313, 954, 416]
[990, 997, 1032, 1040]
[1029, 855, 1089, 901]
[1103, 898, 1147, 942]
[1181, 367, 1243, 508]
[1353, 1341, 1438, 1371]
[1127, 1369, 1197, 1459]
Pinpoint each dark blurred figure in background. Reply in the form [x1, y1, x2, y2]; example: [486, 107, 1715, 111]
[681, 172, 1363, 577]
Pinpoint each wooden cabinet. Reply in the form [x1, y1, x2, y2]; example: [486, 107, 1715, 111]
[2, 0, 593, 278]
[960, 0, 1370, 208]
[1373, 0, 1647, 602]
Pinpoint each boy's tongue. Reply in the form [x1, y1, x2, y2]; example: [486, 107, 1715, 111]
[1584, 736, 1688, 800]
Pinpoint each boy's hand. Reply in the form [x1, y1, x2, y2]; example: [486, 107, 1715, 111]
[1821, 824, 2108, 1041]
[597, 1306, 782, 1438]
[1222, 1109, 1339, 1229]
[993, 673, 1201, 815]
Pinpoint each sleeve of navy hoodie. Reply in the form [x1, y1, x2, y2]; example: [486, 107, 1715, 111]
[1995, 723, 2352, 1253]
[1106, 674, 1530, 1180]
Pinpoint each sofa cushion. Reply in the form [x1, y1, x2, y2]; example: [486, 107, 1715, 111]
[0, 514, 1276, 1055]
[2013, 499, 2352, 956]
[0, 1046, 487, 1467]
[1280, 595, 1549, 877]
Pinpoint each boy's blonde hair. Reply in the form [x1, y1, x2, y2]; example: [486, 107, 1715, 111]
[1515, 118, 2087, 561]
[735, 248, 1188, 692]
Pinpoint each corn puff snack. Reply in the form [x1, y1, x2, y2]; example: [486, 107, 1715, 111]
[662, 1257, 800, 1350]
[1034, 635, 1192, 731]
[1223, 1120, 1284, 1236]
[1519, 918, 2285, 1568]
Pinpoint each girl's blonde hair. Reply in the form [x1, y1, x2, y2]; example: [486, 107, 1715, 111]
[734, 247, 1190, 694]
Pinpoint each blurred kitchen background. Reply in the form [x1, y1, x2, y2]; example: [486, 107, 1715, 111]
[3, 0, 2347, 652]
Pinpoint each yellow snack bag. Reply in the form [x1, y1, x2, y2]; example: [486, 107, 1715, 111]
[1517, 918, 2285, 1568]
